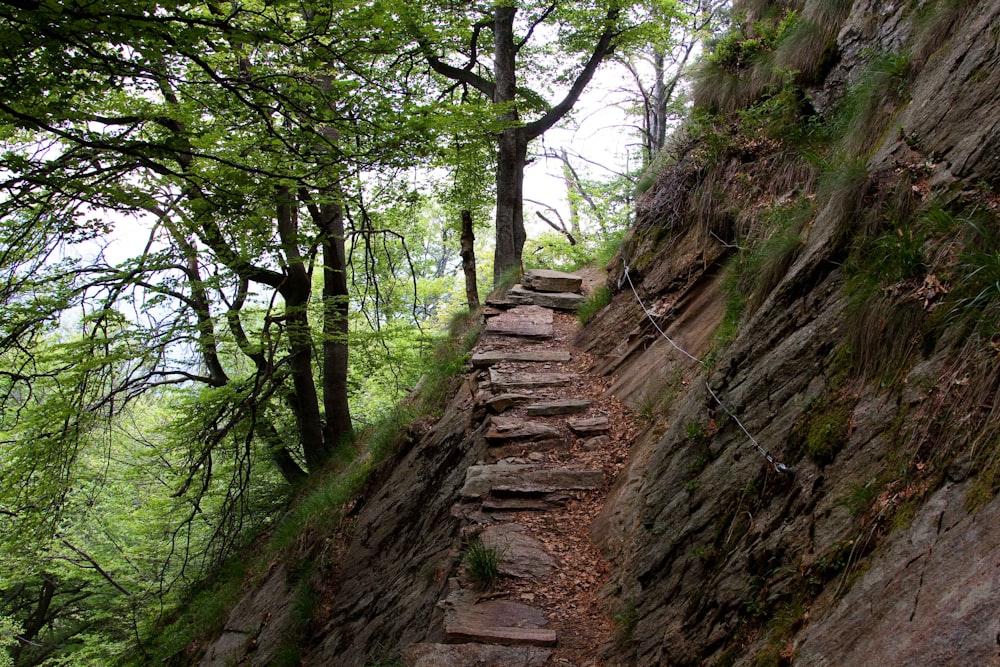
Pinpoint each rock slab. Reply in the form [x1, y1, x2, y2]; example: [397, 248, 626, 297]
[490, 367, 576, 391]
[508, 285, 586, 311]
[471, 349, 571, 368]
[526, 399, 592, 416]
[484, 305, 553, 339]
[443, 590, 556, 647]
[405, 643, 550, 667]
[486, 417, 562, 444]
[523, 269, 583, 293]
[567, 416, 610, 435]
[484, 393, 533, 414]
[481, 523, 556, 579]
[460, 463, 605, 498]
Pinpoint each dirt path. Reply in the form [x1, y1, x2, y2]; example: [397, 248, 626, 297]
[406, 279, 636, 667]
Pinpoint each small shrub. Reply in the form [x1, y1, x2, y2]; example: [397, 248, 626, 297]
[790, 396, 853, 465]
[685, 421, 705, 440]
[464, 539, 503, 591]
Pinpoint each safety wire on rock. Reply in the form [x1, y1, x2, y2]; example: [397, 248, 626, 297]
[619, 259, 791, 474]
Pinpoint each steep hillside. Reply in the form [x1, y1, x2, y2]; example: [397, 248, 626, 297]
[579, 0, 1000, 664]
[185, 1, 1000, 666]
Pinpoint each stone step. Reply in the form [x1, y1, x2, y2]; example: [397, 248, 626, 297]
[484, 305, 553, 339]
[526, 398, 592, 416]
[489, 367, 577, 391]
[483, 393, 534, 414]
[460, 463, 604, 498]
[485, 417, 562, 445]
[508, 285, 586, 311]
[404, 643, 550, 667]
[523, 268, 583, 293]
[480, 494, 569, 511]
[471, 349, 571, 368]
[481, 523, 555, 579]
[444, 623, 557, 648]
[443, 591, 556, 648]
[567, 415, 610, 435]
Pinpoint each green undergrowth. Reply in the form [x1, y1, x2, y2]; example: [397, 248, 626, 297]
[578, 284, 612, 325]
[138, 310, 483, 665]
[526, 228, 626, 275]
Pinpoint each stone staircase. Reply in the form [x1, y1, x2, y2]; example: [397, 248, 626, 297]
[404, 270, 621, 667]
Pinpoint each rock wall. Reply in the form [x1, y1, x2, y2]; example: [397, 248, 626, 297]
[580, 0, 1000, 664]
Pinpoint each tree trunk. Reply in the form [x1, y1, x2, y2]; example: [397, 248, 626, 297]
[492, 5, 525, 284]
[317, 199, 353, 452]
[460, 209, 480, 308]
[494, 127, 528, 284]
[276, 188, 327, 471]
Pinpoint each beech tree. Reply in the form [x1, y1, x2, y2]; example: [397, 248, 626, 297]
[407, 1, 648, 283]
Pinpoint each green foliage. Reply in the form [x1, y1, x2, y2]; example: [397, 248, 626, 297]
[966, 434, 1000, 513]
[693, 8, 799, 113]
[141, 558, 249, 666]
[0, 616, 20, 667]
[526, 227, 627, 275]
[789, 391, 855, 466]
[578, 285, 613, 325]
[718, 255, 748, 347]
[464, 539, 503, 591]
[772, 0, 854, 83]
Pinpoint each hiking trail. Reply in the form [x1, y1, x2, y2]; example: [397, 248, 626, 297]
[405, 269, 636, 667]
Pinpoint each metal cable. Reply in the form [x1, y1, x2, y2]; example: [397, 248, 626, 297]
[621, 259, 791, 474]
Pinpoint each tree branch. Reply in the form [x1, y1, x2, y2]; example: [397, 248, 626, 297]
[523, 8, 622, 140]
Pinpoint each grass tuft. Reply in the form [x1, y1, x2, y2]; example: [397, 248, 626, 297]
[577, 285, 612, 325]
[464, 539, 503, 591]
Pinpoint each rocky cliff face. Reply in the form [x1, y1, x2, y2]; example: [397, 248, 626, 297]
[579, 0, 1000, 664]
